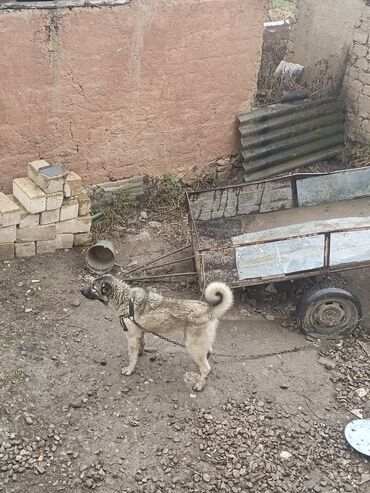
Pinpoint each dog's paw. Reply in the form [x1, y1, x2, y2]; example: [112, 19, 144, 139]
[192, 381, 205, 392]
[121, 367, 134, 376]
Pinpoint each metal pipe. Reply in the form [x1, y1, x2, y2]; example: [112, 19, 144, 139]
[123, 244, 191, 275]
[142, 255, 194, 271]
[121, 272, 197, 282]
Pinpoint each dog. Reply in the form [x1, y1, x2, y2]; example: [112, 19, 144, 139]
[80, 274, 233, 391]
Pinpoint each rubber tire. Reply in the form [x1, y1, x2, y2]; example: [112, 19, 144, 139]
[296, 286, 362, 340]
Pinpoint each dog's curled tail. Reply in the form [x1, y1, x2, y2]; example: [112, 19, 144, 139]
[204, 282, 233, 319]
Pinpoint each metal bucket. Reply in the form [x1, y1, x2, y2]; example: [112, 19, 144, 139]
[86, 240, 116, 275]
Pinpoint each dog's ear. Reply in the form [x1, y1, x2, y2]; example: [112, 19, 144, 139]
[101, 280, 113, 296]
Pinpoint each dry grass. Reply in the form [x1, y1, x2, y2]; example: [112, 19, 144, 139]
[269, 0, 295, 21]
[92, 176, 189, 246]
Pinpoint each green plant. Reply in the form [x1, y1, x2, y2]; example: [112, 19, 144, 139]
[270, 0, 294, 8]
[0, 369, 24, 384]
[163, 174, 182, 190]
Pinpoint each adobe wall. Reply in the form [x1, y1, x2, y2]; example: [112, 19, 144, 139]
[0, 0, 267, 192]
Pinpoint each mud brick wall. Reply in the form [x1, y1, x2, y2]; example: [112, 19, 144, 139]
[0, 0, 267, 192]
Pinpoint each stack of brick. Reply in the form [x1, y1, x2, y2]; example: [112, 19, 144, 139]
[0, 160, 92, 259]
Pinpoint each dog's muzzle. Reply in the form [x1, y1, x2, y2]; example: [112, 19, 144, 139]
[80, 286, 99, 300]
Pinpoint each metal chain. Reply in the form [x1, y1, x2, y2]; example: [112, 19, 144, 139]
[119, 314, 187, 348]
[119, 305, 310, 359]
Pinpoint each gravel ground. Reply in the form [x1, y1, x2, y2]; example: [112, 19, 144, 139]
[1, 210, 370, 492]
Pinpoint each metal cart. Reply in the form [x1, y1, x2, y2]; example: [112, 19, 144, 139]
[186, 167, 370, 340]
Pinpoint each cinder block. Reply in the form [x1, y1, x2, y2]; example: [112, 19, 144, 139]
[56, 234, 74, 249]
[0, 225, 16, 243]
[40, 208, 60, 225]
[0, 193, 21, 227]
[56, 216, 91, 234]
[60, 197, 79, 221]
[28, 160, 66, 193]
[64, 172, 82, 198]
[46, 192, 64, 211]
[15, 241, 35, 258]
[0, 243, 15, 259]
[36, 239, 56, 254]
[7, 196, 40, 228]
[73, 232, 93, 247]
[13, 177, 46, 214]
[77, 192, 91, 216]
[16, 224, 56, 242]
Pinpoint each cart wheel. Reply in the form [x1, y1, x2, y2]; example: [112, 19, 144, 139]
[296, 287, 362, 340]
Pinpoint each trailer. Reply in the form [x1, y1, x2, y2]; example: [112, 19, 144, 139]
[186, 167, 370, 340]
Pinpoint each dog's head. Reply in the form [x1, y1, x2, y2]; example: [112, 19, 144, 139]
[80, 274, 115, 305]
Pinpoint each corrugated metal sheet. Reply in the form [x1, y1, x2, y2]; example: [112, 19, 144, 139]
[239, 99, 345, 182]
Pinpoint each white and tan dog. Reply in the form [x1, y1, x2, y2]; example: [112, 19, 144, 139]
[81, 274, 233, 391]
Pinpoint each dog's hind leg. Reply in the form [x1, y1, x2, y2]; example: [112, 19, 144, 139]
[187, 343, 211, 392]
[186, 327, 216, 391]
[122, 328, 143, 376]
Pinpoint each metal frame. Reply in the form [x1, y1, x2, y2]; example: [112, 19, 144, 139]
[186, 167, 370, 291]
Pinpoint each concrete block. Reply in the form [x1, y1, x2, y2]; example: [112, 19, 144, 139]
[20, 213, 40, 228]
[56, 216, 92, 234]
[17, 224, 56, 242]
[60, 197, 79, 221]
[73, 232, 93, 247]
[7, 196, 40, 228]
[40, 208, 60, 225]
[13, 177, 46, 214]
[0, 225, 16, 243]
[77, 192, 91, 216]
[36, 239, 56, 254]
[46, 192, 64, 211]
[0, 243, 15, 259]
[0, 193, 21, 227]
[28, 160, 66, 193]
[56, 234, 74, 249]
[64, 172, 83, 198]
[15, 242, 35, 258]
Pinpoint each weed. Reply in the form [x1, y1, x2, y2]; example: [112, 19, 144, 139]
[0, 327, 12, 348]
[0, 369, 24, 385]
[269, 0, 296, 20]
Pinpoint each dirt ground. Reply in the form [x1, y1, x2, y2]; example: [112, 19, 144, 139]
[1, 205, 370, 493]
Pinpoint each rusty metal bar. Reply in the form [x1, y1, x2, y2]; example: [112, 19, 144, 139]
[197, 224, 370, 254]
[226, 260, 370, 289]
[143, 256, 194, 271]
[323, 233, 331, 271]
[121, 272, 197, 282]
[123, 244, 191, 275]
[186, 166, 370, 200]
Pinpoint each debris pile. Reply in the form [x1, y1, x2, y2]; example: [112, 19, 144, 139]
[0, 427, 63, 486]
[0, 160, 92, 259]
[188, 397, 366, 493]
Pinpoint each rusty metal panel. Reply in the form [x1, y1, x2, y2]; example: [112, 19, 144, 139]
[330, 231, 370, 266]
[187, 180, 293, 221]
[297, 167, 370, 206]
[239, 99, 345, 182]
[234, 235, 325, 280]
[232, 216, 370, 245]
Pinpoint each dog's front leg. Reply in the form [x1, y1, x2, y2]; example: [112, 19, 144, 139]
[122, 327, 143, 376]
[138, 333, 145, 356]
